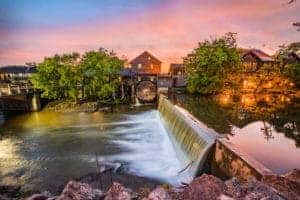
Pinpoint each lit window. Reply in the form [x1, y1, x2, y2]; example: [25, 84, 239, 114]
[150, 64, 154, 69]
[138, 64, 142, 69]
[148, 56, 151, 60]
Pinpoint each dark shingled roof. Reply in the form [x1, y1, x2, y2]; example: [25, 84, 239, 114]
[242, 49, 274, 62]
[0, 65, 36, 74]
[129, 51, 162, 64]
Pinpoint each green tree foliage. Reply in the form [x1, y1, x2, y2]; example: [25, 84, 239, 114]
[79, 48, 123, 100]
[183, 33, 241, 94]
[277, 42, 300, 87]
[31, 48, 124, 102]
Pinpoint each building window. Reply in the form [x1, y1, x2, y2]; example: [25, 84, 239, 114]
[138, 64, 142, 69]
[148, 56, 151, 60]
[150, 64, 154, 69]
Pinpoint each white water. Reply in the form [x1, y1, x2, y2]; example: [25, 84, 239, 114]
[95, 110, 193, 185]
[134, 97, 142, 107]
[158, 96, 217, 179]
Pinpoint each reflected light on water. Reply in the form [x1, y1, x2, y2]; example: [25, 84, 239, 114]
[228, 121, 300, 174]
[241, 94, 256, 106]
[0, 138, 26, 186]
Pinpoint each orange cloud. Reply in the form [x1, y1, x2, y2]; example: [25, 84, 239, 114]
[0, 0, 299, 71]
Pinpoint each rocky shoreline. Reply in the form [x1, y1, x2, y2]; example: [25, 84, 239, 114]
[17, 169, 299, 200]
[44, 101, 114, 113]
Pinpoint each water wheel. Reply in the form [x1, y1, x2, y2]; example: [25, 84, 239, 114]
[136, 80, 157, 102]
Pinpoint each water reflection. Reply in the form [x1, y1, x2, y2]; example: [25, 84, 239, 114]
[0, 108, 187, 192]
[168, 93, 300, 173]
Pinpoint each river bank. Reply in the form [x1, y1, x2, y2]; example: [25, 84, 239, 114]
[43, 101, 116, 113]
[21, 169, 300, 200]
[0, 166, 162, 199]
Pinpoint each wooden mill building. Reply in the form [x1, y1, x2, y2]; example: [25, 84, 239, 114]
[121, 51, 173, 102]
[241, 49, 275, 72]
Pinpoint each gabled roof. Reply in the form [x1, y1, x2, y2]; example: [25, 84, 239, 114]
[294, 51, 300, 60]
[0, 65, 36, 74]
[284, 51, 300, 63]
[129, 51, 162, 64]
[242, 49, 274, 62]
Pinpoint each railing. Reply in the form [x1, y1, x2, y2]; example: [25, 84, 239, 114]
[0, 83, 34, 97]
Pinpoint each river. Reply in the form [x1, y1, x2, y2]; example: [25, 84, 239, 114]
[1, 94, 300, 193]
[0, 106, 191, 192]
[169, 93, 300, 174]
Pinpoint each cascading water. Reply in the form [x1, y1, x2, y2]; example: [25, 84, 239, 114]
[134, 97, 142, 107]
[158, 95, 217, 179]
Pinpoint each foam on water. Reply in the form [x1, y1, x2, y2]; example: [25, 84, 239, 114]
[0, 108, 193, 191]
[98, 110, 193, 185]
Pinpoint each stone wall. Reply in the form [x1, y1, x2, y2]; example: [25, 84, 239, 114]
[158, 94, 275, 182]
[212, 138, 274, 181]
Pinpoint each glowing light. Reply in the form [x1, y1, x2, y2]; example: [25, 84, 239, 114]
[265, 95, 270, 102]
[241, 94, 255, 106]
[267, 82, 272, 88]
[219, 91, 232, 105]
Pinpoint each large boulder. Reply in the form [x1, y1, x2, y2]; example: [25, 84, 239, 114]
[25, 191, 52, 200]
[224, 178, 284, 200]
[262, 169, 300, 200]
[57, 181, 104, 200]
[181, 174, 225, 200]
[147, 186, 171, 200]
[104, 182, 133, 200]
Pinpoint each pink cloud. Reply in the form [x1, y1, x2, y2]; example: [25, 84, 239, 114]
[0, 0, 299, 73]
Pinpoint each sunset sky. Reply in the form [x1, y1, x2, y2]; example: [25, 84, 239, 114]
[0, 0, 299, 72]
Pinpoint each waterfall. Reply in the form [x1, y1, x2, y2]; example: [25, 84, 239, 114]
[158, 95, 217, 178]
[135, 97, 142, 107]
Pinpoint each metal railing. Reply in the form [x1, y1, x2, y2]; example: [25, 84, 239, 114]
[0, 83, 33, 97]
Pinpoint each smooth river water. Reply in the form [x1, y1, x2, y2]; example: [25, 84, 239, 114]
[169, 94, 300, 174]
[0, 107, 190, 192]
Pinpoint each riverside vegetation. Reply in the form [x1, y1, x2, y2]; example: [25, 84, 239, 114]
[31, 48, 124, 106]
[30, 35, 299, 109]
[184, 33, 299, 95]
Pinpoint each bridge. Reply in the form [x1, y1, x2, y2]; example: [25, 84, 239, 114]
[0, 83, 41, 112]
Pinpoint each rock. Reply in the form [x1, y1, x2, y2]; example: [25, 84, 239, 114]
[181, 174, 225, 200]
[284, 169, 300, 183]
[218, 194, 234, 200]
[0, 194, 13, 200]
[262, 170, 300, 200]
[104, 182, 132, 200]
[25, 192, 51, 200]
[57, 181, 104, 200]
[147, 186, 171, 200]
[224, 177, 247, 198]
[224, 178, 284, 200]
[166, 186, 187, 200]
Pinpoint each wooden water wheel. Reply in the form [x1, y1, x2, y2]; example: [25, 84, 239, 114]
[136, 80, 157, 102]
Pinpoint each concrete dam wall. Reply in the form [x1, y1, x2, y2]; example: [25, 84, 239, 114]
[158, 95, 274, 181]
[158, 95, 217, 178]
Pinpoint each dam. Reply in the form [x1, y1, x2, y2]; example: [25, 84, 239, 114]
[158, 95, 217, 180]
[0, 102, 218, 192]
[0, 94, 299, 193]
